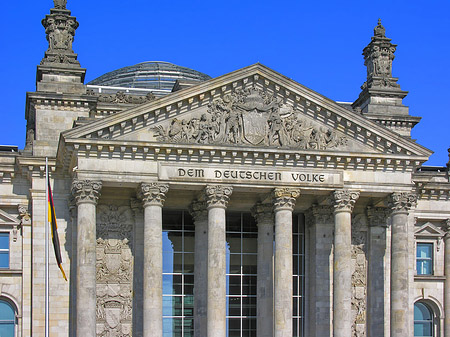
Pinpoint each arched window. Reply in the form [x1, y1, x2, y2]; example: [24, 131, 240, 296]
[414, 302, 434, 337]
[0, 299, 15, 336]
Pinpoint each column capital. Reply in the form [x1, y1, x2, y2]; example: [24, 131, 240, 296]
[332, 189, 360, 213]
[138, 183, 169, 207]
[204, 185, 233, 209]
[273, 188, 300, 212]
[367, 206, 390, 227]
[251, 203, 274, 225]
[388, 192, 417, 214]
[71, 179, 102, 205]
[189, 200, 208, 222]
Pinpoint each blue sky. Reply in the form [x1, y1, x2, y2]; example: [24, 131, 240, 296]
[1, 0, 449, 165]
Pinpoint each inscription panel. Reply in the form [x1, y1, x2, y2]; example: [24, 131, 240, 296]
[159, 164, 343, 188]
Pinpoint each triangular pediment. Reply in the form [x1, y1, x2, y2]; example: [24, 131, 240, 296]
[0, 209, 20, 225]
[61, 64, 432, 161]
[415, 222, 445, 237]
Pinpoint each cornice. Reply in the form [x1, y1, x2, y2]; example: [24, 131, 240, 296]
[58, 138, 428, 175]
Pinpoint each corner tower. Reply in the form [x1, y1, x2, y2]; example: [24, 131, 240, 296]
[352, 20, 420, 137]
[25, 0, 95, 156]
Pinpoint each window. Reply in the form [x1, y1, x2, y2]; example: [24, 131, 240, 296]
[0, 299, 15, 336]
[0, 233, 9, 269]
[416, 243, 433, 275]
[414, 302, 433, 337]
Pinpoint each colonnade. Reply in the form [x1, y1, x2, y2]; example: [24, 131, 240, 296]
[71, 179, 417, 337]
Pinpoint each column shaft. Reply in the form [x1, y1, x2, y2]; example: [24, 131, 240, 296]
[253, 203, 274, 337]
[388, 192, 416, 337]
[333, 211, 352, 337]
[143, 204, 163, 337]
[207, 207, 227, 337]
[274, 209, 293, 337]
[72, 179, 102, 337]
[204, 185, 232, 337]
[367, 207, 389, 337]
[138, 182, 168, 337]
[307, 206, 333, 337]
[76, 202, 97, 337]
[189, 201, 208, 337]
[332, 190, 359, 337]
[273, 188, 299, 337]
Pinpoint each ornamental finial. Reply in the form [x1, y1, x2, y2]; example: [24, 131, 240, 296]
[53, 0, 67, 9]
[374, 19, 386, 37]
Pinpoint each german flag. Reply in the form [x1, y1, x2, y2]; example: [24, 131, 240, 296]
[48, 178, 67, 281]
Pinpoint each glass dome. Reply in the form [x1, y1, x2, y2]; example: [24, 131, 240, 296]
[88, 61, 211, 93]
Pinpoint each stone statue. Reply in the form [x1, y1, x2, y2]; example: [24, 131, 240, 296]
[53, 0, 67, 9]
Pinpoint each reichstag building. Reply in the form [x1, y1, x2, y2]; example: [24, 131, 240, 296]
[0, 1, 449, 336]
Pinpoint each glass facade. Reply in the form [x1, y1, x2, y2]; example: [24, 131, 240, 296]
[161, 211, 306, 337]
[162, 211, 195, 337]
[293, 214, 305, 337]
[417, 243, 433, 275]
[414, 302, 433, 337]
[226, 213, 258, 337]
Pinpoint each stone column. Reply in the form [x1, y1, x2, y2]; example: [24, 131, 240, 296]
[71, 180, 102, 337]
[138, 183, 169, 337]
[189, 200, 208, 337]
[306, 205, 334, 337]
[332, 190, 359, 337]
[388, 192, 416, 337]
[366, 207, 390, 337]
[252, 203, 274, 337]
[444, 219, 450, 337]
[273, 188, 300, 337]
[204, 185, 233, 337]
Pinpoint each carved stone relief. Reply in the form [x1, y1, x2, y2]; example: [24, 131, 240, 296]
[153, 87, 347, 149]
[96, 205, 134, 337]
[351, 213, 368, 337]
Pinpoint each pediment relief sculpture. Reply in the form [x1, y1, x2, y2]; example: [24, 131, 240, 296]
[152, 87, 348, 150]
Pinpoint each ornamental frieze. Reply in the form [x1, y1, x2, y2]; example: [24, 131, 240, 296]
[152, 87, 347, 149]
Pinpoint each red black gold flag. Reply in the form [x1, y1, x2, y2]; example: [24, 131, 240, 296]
[47, 178, 67, 281]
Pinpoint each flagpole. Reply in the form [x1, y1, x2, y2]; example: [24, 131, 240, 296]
[45, 157, 49, 337]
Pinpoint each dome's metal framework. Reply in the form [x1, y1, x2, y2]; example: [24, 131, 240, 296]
[88, 61, 211, 94]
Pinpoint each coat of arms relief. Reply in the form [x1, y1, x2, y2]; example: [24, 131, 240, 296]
[96, 205, 134, 337]
[153, 87, 347, 150]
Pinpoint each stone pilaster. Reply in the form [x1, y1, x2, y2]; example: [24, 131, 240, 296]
[252, 203, 274, 337]
[332, 190, 360, 337]
[138, 183, 169, 337]
[204, 185, 233, 337]
[366, 206, 390, 337]
[130, 198, 144, 337]
[273, 188, 300, 337]
[188, 200, 208, 337]
[388, 192, 416, 337]
[71, 179, 102, 337]
[306, 205, 334, 337]
[443, 219, 450, 337]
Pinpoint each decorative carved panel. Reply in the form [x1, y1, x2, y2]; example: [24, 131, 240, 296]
[96, 205, 134, 337]
[351, 214, 368, 337]
[153, 87, 347, 149]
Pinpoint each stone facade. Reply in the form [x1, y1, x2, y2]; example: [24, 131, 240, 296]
[0, 3, 449, 337]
